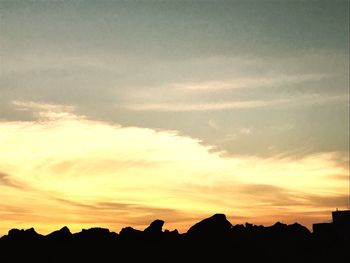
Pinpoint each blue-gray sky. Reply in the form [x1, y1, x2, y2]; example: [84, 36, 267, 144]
[1, 0, 348, 157]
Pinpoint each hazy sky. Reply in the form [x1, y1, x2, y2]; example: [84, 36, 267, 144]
[0, 0, 349, 234]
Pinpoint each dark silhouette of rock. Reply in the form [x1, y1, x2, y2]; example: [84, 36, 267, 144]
[73, 227, 117, 243]
[186, 213, 232, 238]
[164, 229, 179, 237]
[143, 219, 165, 243]
[144, 219, 164, 234]
[119, 226, 143, 241]
[46, 226, 71, 242]
[287, 222, 311, 238]
[4, 227, 42, 243]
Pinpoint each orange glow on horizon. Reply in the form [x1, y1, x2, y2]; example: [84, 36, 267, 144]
[0, 102, 348, 235]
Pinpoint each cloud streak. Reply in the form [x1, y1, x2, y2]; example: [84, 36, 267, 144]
[125, 99, 287, 111]
[124, 94, 347, 112]
[173, 73, 333, 92]
[0, 172, 25, 189]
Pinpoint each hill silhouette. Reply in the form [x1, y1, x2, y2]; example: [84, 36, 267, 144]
[0, 213, 349, 263]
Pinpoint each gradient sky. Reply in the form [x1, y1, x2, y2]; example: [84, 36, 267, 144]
[0, 0, 349, 235]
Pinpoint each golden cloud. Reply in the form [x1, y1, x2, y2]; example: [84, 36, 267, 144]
[0, 101, 348, 234]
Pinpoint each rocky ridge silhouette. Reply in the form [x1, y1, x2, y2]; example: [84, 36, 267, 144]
[0, 213, 349, 262]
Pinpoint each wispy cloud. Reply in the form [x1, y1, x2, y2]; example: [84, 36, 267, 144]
[11, 101, 78, 121]
[0, 172, 26, 189]
[125, 99, 288, 112]
[124, 94, 346, 112]
[63, 199, 195, 225]
[172, 73, 332, 92]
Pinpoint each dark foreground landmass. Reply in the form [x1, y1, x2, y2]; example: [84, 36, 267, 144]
[1, 213, 349, 263]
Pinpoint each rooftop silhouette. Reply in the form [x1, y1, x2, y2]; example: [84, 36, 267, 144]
[0, 211, 349, 263]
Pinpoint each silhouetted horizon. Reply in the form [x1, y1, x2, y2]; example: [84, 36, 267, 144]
[2, 209, 350, 237]
[1, 211, 349, 262]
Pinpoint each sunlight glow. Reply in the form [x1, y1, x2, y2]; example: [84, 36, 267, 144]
[0, 102, 348, 234]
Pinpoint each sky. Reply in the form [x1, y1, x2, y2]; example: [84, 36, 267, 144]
[0, 0, 349, 235]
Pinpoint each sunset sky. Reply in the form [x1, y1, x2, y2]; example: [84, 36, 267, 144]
[0, 0, 349, 235]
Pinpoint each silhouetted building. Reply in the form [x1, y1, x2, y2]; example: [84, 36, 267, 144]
[332, 209, 350, 225]
[332, 209, 350, 242]
[313, 209, 350, 244]
[312, 223, 335, 241]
